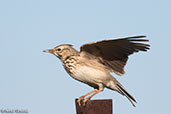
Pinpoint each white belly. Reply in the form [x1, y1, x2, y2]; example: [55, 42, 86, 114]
[70, 65, 108, 85]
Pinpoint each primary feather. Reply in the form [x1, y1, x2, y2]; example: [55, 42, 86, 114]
[80, 36, 150, 76]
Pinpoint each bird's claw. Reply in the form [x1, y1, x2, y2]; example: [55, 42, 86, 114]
[77, 97, 90, 106]
[77, 96, 84, 106]
[82, 98, 89, 106]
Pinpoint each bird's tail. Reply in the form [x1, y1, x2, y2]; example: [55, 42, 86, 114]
[107, 79, 137, 107]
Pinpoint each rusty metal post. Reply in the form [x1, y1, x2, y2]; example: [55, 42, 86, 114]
[75, 99, 113, 114]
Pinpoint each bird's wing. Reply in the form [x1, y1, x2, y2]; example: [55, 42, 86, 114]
[80, 36, 150, 76]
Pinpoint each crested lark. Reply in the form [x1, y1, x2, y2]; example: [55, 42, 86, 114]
[43, 36, 150, 107]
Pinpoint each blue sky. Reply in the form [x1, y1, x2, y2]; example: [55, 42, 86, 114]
[0, 0, 171, 114]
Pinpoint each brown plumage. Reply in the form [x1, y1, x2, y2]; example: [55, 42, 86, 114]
[43, 35, 150, 107]
[80, 36, 150, 76]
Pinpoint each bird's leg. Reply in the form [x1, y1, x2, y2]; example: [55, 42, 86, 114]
[77, 89, 97, 106]
[83, 88, 103, 105]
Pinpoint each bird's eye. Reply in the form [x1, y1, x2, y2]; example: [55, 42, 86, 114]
[57, 48, 61, 51]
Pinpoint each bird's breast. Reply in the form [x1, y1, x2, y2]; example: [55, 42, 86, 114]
[62, 56, 111, 88]
[66, 64, 109, 85]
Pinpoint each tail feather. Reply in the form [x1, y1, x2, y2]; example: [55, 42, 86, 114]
[106, 77, 137, 107]
[116, 83, 137, 107]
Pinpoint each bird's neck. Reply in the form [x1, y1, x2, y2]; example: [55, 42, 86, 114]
[60, 48, 79, 62]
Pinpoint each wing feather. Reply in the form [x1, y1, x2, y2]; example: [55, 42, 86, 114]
[80, 36, 150, 76]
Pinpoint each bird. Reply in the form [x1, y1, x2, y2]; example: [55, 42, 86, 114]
[43, 35, 150, 107]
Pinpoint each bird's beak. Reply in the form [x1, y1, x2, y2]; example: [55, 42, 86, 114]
[43, 49, 54, 53]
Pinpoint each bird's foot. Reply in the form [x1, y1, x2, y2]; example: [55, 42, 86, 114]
[77, 96, 84, 106]
[82, 98, 90, 106]
[77, 89, 99, 106]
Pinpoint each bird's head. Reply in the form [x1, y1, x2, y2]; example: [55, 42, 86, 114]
[43, 44, 78, 61]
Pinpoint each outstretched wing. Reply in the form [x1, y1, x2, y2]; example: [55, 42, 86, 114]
[80, 36, 150, 76]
